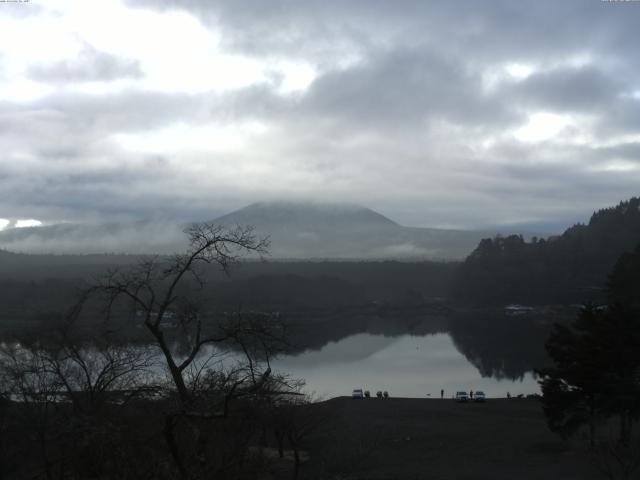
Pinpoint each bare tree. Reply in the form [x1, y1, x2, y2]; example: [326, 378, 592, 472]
[91, 223, 270, 407]
[0, 319, 161, 480]
[266, 393, 323, 480]
[591, 434, 640, 480]
[84, 223, 310, 478]
[1, 223, 309, 479]
[0, 343, 65, 480]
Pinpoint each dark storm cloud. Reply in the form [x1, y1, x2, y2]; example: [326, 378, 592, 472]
[489, 139, 640, 213]
[2, 0, 640, 237]
[126, 0, 640, 62]
[28, 44, 143, 83]
[0, 89, 213, 156]
[125, 0, 640, 134]
[594, 142, 640, 163]
[0, 146, 224, 222]
[0, 91, 200, 220]
[299, 48, 514, 131]
[599, 98, 640, 137]
[0, 85, 266, 221]
[506, 66, 624, 113]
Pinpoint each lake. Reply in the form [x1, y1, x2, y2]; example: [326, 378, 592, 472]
[1, 308, 548, 401]
[274, 332, 540, 399]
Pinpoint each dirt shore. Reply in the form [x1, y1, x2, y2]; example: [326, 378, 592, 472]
[301, 397, 601, 480]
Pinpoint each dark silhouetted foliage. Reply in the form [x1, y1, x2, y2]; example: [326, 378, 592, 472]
[538, 245, 640, 446]
[454, 197, 640, 305]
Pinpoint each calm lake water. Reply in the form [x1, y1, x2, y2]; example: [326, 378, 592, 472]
[274, 333, 539, 399]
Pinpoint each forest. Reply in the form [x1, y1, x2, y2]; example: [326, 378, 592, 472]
[452, 197, 640, 306]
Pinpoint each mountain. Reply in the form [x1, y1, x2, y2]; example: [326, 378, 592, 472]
[0, 201, 500, 260]
[213, 202, 400, 257]
[214, 202, 398, 231]
[211, 201, 500, 260]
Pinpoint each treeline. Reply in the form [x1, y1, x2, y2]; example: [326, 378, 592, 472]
[210, 260, 456, 310]
[453, 197, 640, 305]
[0, 249, 142, 279]
[3, 196, 640, 315]
[0, 260, 457, 339]
[0, 250, 457, 297]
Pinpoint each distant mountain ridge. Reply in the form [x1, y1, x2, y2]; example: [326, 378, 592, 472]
[0, 201, 504, 259]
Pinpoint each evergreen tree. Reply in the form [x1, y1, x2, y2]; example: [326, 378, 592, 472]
[608, 243, 640, 311]
[537, 306, 608, 445]
[537, 245, 640, 446]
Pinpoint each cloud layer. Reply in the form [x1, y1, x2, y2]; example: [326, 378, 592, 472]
[1, 0, 639, 232]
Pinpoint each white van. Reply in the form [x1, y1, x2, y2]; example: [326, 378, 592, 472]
[455, 391, 469, 402]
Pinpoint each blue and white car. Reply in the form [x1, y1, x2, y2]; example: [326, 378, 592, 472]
[474, 391, 486, 402]
[352, 388, 364, 399]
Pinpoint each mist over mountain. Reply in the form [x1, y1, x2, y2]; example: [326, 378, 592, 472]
[214, 202, 399, 231]
[211, 202, 519, 259]
[0, 218, 188, 255]
[0, 201, 513, 259]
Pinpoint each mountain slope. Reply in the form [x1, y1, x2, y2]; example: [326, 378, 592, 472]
[212, 201, 494, 260]
[214, 202, 399, 231]
[452, 196, 640, 305]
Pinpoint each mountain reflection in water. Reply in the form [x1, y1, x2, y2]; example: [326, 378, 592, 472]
[274, 332, 540, 399]
[264, 309, 560, 397]
[271, 307, 555, 398]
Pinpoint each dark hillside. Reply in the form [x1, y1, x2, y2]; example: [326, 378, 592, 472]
[453, 197, 640, 305]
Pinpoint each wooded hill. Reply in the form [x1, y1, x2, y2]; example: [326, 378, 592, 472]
[453, 197, 640, 305]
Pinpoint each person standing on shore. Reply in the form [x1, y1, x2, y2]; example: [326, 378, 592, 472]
[440, 389, 444, 399]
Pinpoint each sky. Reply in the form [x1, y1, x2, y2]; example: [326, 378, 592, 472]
[1, 0, 639, 231]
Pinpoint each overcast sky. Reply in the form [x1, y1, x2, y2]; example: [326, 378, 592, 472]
[1, 0, 639, 231]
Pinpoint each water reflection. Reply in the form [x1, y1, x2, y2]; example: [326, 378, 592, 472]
[8, 304, 552, 399]
[277, 307, 553, 394]
[274, 333, 539, 399]
[448, 310, 551, 381]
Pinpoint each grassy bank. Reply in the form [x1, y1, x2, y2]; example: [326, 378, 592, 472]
[300, 397, 600, 480]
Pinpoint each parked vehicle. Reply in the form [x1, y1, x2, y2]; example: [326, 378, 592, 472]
[455, 391, 469, 402]
[352, 388, 364, 399]
[474, 391, 486, 402]
[364, 390, 371, 398]
[376, 391, 383, 398]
